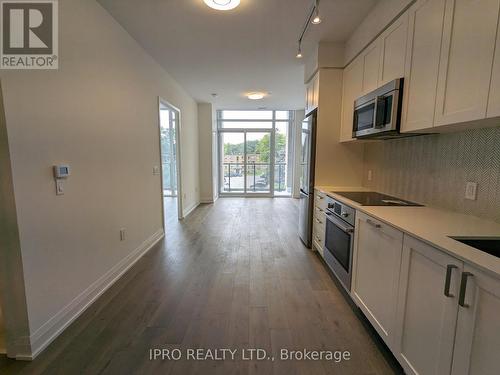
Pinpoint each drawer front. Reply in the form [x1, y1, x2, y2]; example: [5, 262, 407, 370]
[314, 190, 327, 210]
[357, 212, 403, 242]
[313, 224, 325, 248]
[313, 238, 324, 257]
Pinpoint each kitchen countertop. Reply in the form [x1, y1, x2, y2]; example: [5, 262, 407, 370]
[315, 186, 500, 277]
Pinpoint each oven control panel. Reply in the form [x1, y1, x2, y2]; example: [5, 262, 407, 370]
[326, 196, 356, 226]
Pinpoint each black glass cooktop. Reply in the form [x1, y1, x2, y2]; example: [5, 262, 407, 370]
[332, 191, 423, 207]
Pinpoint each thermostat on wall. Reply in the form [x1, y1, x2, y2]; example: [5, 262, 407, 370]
[53, 165, 71, 179]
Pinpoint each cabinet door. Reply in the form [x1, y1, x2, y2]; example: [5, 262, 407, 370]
[451, 264, 500, 375]
[352, 212, 403, 350]
[340, 57, 363, 142]
[434, 0, 500, 126]
[395, 235, 462, 375]
[379, 12, 409, 86]
[401, 0, 447, 132]
[312, 73, 320, 110]
[305, 82, 312, 113]
[487, 18, 500, 118]
[362, 41, 382, 94]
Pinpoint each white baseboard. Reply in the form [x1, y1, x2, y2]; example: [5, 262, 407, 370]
[23, 229, 164, 360]
[200, 198, 214, 204]
[182, 201, 200, 218]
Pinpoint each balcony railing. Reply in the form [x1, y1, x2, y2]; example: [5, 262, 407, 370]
[222, 162, 288, 193]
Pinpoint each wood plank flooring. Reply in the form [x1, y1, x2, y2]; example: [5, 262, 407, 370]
[0, 198, 402, 374]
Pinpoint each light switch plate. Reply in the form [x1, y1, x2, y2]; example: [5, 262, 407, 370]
[465, 182, 478, 200]
[56, 180, 64, 195]
[153, 166, 161, 175]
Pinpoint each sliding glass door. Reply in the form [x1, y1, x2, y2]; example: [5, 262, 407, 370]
[218, 110, 294, 197]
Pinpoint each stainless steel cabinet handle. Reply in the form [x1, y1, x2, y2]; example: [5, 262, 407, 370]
[366, 219, 382, 229]
[444, 265, 458, 298]
[459, 272, 474, 308]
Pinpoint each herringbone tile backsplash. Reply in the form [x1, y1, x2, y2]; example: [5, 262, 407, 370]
[362, 126, 500, 223]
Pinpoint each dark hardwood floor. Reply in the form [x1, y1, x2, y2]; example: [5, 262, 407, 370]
[0, 198, 401, 374]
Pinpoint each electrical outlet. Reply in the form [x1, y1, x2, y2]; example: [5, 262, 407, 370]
[367, 170, 373, 182]
[153, 166, 161, 175]
[465, 182, 478, 201]
[120, 228, 126, 241]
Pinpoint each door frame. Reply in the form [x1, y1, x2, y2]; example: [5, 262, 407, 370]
[218, 128, 275, 197]
[158, 97, 183, 226]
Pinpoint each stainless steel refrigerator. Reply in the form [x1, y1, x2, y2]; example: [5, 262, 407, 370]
[298, 109, 317, 248]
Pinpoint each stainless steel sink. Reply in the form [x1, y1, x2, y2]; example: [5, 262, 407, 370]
[450, 237, 500, 259]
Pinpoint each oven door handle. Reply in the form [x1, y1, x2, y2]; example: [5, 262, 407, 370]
[325, 212, 354, 234]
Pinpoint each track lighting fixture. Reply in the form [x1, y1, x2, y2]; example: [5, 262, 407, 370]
[296, 0, 323, 59]
[312, 0, 321, 24]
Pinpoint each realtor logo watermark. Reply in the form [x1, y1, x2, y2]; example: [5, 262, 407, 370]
[1, 0, 58, 69]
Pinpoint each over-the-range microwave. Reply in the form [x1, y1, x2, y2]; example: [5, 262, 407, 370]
[353, 78, 405, 140]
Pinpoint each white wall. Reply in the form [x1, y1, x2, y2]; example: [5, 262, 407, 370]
[344, 0, 415, 64]
[0, 0, 199, 358]
[315, 69, 364, 186]
[198, 103, 216, 203]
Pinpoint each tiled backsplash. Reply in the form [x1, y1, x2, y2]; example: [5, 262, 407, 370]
[362, 126, 500, 223]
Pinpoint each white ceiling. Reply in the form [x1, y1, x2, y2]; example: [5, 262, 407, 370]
[98, 0, 378, 109]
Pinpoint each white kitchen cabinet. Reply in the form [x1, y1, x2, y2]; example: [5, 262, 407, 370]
[401, 0, 447, 132]
[340, 56, 363, 142]
[434, 0, 500, 127]
[352, 212, 403, 350]
[378, 12, 409, 86]
[451, 264, 500, 375]
[361, 41, 382, 94]
[312, 190, 326, 257]
[305, 73, 319, 114]
[487, 17, 500, 118]
[395, 235, 463, 375]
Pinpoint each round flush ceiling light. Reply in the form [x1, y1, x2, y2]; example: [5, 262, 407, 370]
[247, 92, 266, 100]
[203, 0, 240, 11]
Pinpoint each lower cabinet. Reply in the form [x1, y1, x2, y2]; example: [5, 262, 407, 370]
[394, 235, 463, 375]
[312, 190, 326, 257]
[451, 263, 500, 375]
[352, 213, 500, 375]
[351, 212, 403, 350]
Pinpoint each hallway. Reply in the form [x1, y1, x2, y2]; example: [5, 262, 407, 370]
[0, 198, 398, 375]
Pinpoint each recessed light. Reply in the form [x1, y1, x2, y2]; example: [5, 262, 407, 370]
[203, 0, 240, 11]
[247, 92, 266, 100]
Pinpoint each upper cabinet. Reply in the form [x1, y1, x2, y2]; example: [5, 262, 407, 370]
[434, 0, 500, 127]
[340, 11, 408, 142]
[305, 72, 319, 115]
[487, 18, 500, 118]
[340, 0, 500, 141]
[378, 13, 409, 86]
[361, 41, 382, 94]
[340, 56, 363, 142]
[401, 0, 447, 132]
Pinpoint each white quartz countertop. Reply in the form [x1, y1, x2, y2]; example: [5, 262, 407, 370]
[315, 186, 500, 276]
